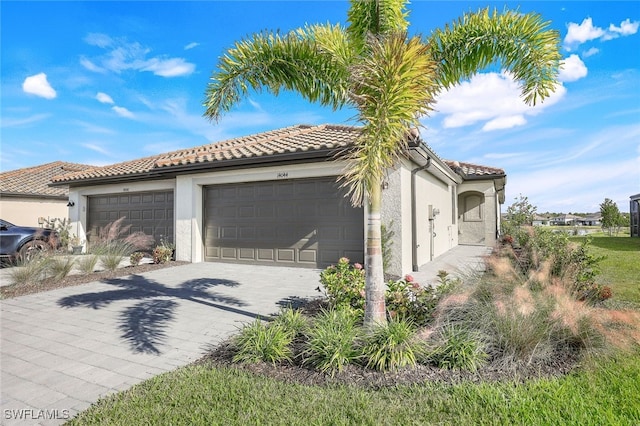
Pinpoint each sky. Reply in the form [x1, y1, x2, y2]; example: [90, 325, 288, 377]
[1, 1, 639, 213]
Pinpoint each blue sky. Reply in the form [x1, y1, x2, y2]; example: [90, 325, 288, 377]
[2, 1, 638, 213]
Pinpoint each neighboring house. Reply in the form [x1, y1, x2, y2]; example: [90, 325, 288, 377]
[0, 161, 92, 227]
[551, 214, 582, 226]
[578, 214, 602, 226]
[631, 194, 640, 237]
[51, 124, 506, 277]
[533, 214, 551, 226]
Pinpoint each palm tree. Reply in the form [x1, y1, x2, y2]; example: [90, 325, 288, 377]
[204, 0, 561, 327]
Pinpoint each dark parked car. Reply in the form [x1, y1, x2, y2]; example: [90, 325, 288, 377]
[0, 219, 60, 263]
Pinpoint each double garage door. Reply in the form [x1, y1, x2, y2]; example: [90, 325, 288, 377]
[87, 191, 174, 246]
[204, 177, 364, 268]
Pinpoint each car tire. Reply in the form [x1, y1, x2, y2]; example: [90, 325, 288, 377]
[17, 240, 47, 263]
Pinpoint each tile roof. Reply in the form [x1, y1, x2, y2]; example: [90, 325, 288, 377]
[51, 124, 505, 184]
[0, 161, 93, 198]
[444, 160, 505, 177]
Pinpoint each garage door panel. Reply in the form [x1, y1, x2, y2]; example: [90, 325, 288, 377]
[204, 177, 363, 268]
[88, 190, 173, 246]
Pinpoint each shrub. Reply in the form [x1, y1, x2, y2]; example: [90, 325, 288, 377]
[386, 273, 457, 326]
[49, 256, 76, 280]
[233, 319, 294, 365]
[426, 325, 487, 371]
[303, 309, 361, 375]
[360, 318, 423, 371]
[319, 257, 365, 313]
[9, 253, 52, 286]
[152, 246, 173, 264]
[130, 251, 145, 266]
[77, 254, 99, 275]
[271, 307, 309, 337]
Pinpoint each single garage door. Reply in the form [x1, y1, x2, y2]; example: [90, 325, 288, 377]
[87, 190, 174, 246]
[203, 177, 363, 268]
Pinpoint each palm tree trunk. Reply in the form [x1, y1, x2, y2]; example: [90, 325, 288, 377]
[364, 179, 386, 327]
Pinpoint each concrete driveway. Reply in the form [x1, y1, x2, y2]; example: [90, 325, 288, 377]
[0, 262, 322, 425]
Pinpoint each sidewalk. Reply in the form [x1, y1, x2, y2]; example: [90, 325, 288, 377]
[411, 244, 493, 286]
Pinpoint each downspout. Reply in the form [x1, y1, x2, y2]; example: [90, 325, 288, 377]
[411, 156, 431, 272]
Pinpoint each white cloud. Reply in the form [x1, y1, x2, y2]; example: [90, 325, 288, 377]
[81, 142, 113, 156]
[564, 17, 639, 48]
[582, 47, 599, 58]
[559, 54, 588, 82]
[608, 18, 639, 37]
[96, 92, 114, 104]
[141, 57, 195, 77]
[80, 57, 106, 73]
[433, 72, 566, 132]
[1, 113, 51, 127]
[112, 106, 135, 118]
[564, 18, 605, 46]
[22, 73, 57, 99]
[184, 42, 199, 50]
[82, 33, 196, 78]
[84, 33, 113, 48]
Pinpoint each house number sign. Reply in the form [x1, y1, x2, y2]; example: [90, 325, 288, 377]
[277, 172, 289, 179]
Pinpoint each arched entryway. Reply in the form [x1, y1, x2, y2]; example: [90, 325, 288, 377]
[458, 191, 485, 245]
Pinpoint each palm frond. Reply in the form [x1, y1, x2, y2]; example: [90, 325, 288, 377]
[204, 25, 352, 122]
[347, 0, 410, 45]
[428, 7, 561, 105]
[343, 32, 438, 206]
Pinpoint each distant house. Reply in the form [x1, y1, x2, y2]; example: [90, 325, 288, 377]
[631, 194, 640, 237]
[551, 214, 582, 226]
[0, 161, 92, 227]
[578, 214, 602, 226]
[532, 214, 551, 226]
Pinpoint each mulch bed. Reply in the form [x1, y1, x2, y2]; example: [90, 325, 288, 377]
[0, 261, 189, 299]
[197, 339, 581, 389]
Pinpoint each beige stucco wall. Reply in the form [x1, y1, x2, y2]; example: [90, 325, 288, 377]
[381, 158, 460, 277]
[0, 198, 69, 227]
[458, 180, 500, 247]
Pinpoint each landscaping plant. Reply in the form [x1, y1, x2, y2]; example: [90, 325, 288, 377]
[233, 319, 294, 365]
[360, 318, 423, 371]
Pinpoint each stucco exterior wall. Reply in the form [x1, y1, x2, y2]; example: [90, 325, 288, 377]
[0, 198, 69, 227]
[458, 180, 499, 247]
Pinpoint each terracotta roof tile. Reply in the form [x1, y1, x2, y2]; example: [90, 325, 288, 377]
[51, 124, 504, 184]
[444, 160, 505, 177]
[0, 161, 93, 197]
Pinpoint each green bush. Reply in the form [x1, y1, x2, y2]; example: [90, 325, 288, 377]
[426, 325, 487, 371]
[49, 256, 76, 280]
[360, 318, 423, 371]
[386, 274, 454, 325]
[303, 309, 361, 375]
[319, 257, 365, 313]
[233, 319, 294, 365]
[129, 251, 145, 266]
[271, 307, 309, 336]
[152, 246, 173, 264]
[77, 254, 99, 275]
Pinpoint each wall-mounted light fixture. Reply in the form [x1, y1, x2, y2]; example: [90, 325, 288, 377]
[381, 180, 389, 190]
[67, 200, 75, 207]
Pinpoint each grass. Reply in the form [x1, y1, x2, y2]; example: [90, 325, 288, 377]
[69, 351, 640, 425]
[69, 234, 640, 424]
[570, 235, 640, 303]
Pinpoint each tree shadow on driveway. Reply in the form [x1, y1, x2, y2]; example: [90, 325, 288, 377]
[57, 275, 261, 354]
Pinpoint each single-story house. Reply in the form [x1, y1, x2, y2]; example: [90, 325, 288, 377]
[631, 194, 640, 237]
[533, 214, 551, 226]
[578, 214, 601, 226]
[51, 124, 506, 277]
[0, 161, 91, 227]
[551, 214, 582, 226]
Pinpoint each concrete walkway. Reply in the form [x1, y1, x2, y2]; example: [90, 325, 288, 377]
[0, 245, 491, 425]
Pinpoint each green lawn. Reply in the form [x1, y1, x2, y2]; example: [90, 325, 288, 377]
[70, 236, 640, 425]
[570, 235, 640, 303]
